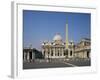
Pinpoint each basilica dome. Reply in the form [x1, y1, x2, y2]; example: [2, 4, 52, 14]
[53, 33, 62, 41]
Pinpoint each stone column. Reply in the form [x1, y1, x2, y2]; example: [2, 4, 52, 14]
[72, 49, 74, 57]
[68, 49, 70, 58]
[56, 47, 58, 57]
[24, 52, 26, 62]
[49, 48, 51, 58]
[44, 49, 46, 58]
[47, 48, 50, 58]
[84, 51, 87, 58]
[27, 52, 30, 62]
[32, 51, 35, 61]
[59, 48, 61, 56]
[59, 48, 60, 56]
[59, 48, 61, 57]
[55, 47, 57, 56]
[46, 48, 48, 59]
[54, 48, 56, 56]
[53, 47, 55, 58]
[42, 49, 44, 56]
[62, 48, 64, 56]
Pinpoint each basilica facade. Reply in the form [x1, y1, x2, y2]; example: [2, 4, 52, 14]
[41, 33, 74, 59]
[74, 38, 91, 59]
[41, 34, 91, 60]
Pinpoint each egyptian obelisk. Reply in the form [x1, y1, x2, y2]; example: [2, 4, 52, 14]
[66, 22, 68, 49]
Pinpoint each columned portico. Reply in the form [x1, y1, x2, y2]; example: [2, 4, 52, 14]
[23, 49, 35, 62]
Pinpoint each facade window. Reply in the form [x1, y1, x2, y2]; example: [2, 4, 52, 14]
[51, 50, 53, 56]
[64, 50, 65, 56]
[29, 51, 32, 59]
[23, 52, 24, 60]
[87, 51, 90, 58]
[58, 50, 59, 56]
[64, 49, 68, 56]
[70, 51, 72, 56]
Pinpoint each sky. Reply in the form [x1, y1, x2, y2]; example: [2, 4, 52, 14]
[23, 10, 91, 50]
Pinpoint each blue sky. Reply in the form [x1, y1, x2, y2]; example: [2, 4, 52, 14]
[23, 10, 90, 50]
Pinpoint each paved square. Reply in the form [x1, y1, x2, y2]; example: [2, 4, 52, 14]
[23, 59, 90, 69]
